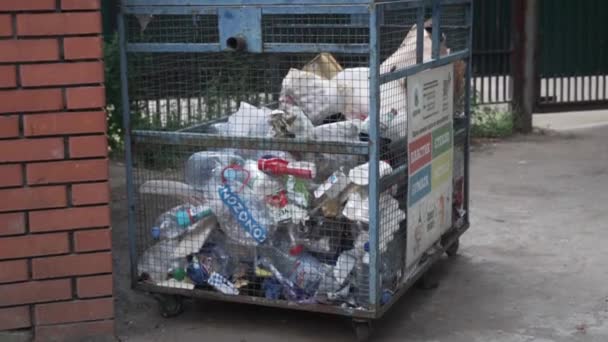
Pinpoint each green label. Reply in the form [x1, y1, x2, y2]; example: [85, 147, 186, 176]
[432, 123, 453, 157]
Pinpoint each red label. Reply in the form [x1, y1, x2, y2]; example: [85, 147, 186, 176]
[408, 133, 432, 174]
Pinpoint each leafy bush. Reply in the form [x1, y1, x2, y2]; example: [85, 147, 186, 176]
[104, 34, 124, 152]
[470, 93, 514, 138]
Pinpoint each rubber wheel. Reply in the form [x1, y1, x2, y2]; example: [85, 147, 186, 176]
[445, 238, 460, 257]
[157, 295, 184, 318]
[352, 320, 373, 342]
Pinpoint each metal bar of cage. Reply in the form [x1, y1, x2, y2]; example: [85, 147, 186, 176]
[367, 2, 381, 310]
[118, 12, 140, 288]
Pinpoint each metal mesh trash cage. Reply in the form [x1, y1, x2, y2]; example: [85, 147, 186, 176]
[119, 0, 472, 330]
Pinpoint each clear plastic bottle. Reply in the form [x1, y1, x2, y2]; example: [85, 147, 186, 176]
[184, 151, 245, 192]
[260, 240, 335, 297]
[151, 204, 213, 240]
[137, 238, 184, 284]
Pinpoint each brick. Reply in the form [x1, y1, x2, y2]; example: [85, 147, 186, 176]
[74, 229, 111, 252]
[0, 164, 22, 188]
[0, 89, 63, 114]
[64, 36, 103, 60]
[21, 61, 103, 87]
[0, 186, 66, 212]
[61, 0, 101, 10]
[35, 298, 113, 325]
[0, 66, 17, 88]
[0, 233, 68, 260]
[24, 111, 106, 137]
[0, 212, 26, 236]
[66, 86, 105, 109]
[76, 274, 113, 298]
[32, 252, 112, 279]
[0, 15, 11, 37]
[27, 159, 108, 185]
[17, 12, 101, 36]
[0, 1, 56, 11]
[0, 115, 19, 138]
[69, 135, 107, 158]
[0, 307, 31, 331]
[35, 320, 115, 342]
[0, 260, 28, 284]
[72, 182, 109, 205]
[0, 138, 64, 162]
[29, 205, 110, 232]
[0, 279, 71, 307]
[0, 40, 59, 63]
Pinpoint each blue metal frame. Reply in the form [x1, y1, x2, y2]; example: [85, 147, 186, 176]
[367, 3, 381, 309]
[118, 13, 140, 289]
[218, 7, 263, 52]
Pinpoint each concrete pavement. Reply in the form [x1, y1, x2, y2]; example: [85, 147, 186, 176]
[111, 123, 608, 342]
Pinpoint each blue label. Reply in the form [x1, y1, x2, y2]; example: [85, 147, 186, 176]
[408, 165, 432, 206]
[219, 185, 267, 244]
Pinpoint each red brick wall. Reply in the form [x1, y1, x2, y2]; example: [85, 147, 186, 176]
[0, 1, 114, 340]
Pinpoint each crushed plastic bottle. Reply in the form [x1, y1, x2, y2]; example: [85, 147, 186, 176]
[151, 204, 213, 240]
[258, 156, 316, 180]
[259, 239, 339, 299]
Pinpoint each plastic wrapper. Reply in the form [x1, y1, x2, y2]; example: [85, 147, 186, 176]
[348, 161, 393, 186]
[313, 120, 362, 143]
[344, 192, 406, 253]
[226, 102, 272, 137]
[268, 105, 315, 139]
[280, 68, 346, 125]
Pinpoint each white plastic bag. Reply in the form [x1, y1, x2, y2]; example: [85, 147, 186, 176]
[333, 67, 370, 121]
[348, 161, 393, 186]
[313, 120, 362, 143]
[280, 68, 346, 125]
[226, 102, 272, 137]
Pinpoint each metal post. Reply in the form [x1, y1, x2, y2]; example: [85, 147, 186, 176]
[416, 4, 424, 64]
[368, 3, 381, 310]
[464, 0, 474, 223]
[431, 0, 441, 60]
[118, 11, 139, 288]
[511, 0, 538, 133]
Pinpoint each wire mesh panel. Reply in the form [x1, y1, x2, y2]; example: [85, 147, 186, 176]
[121, 0, 472, 319]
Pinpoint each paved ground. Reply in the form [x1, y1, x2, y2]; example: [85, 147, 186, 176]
[111, 123, 608, 342]
[534, 109, 608, 131]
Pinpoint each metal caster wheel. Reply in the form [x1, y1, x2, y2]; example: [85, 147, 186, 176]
[445, 238, 460, 257]
[352, 320, 373, 342]
[157, 295, 184, 318]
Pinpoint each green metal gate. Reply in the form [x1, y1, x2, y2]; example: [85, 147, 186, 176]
[472, 0, 511, 104]
[537, 0, 608, 112]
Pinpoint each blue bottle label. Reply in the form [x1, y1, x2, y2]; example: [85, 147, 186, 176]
[219, 185, 267, 244]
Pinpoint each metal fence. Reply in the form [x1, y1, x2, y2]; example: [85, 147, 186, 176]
[471, 0, 511, 105]
[536, 0, 608, 112]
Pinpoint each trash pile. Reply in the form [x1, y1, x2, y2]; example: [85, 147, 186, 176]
[137, 22, 459, 309]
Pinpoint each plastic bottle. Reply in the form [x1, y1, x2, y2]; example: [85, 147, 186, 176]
[258, 156, 316, 179]
[137, 238, 183, 284]
[151, 204, 213, 240]
[354, 242, 370, 307]
[184, 151, 245, 191]
[260, 241, 333, 297]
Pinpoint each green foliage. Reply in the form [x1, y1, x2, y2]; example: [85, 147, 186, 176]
[470, 93, 514, 138]
[104, 34, 124, 152]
